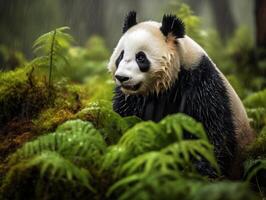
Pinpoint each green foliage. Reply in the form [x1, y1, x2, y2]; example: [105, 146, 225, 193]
[244, 89, 266, 132]
[244, 89, 266, 109]
[1, 153, 95, 199]
[0, 45, 26, 70]
[9, 119, 106, 166]
[246, 108, 266, 132]
[244, 159, 266, 181]
[76, 101, 137, 144]
[59, 35, 110, 82]
[10, 151, 94, 190]
[102, 112, 220, 199]
[1, 3, 265, 199]
[82, 75, 114, 102]
[0, 65, 50, 125]
[107, 171, 256, 200]
[227, 27, 253, 58]
[192, 181, 258, 200]
[32, 26, 73, 87]
[170, 2, 203, 44]
[246, 127, 266, 159]
[85, 35, 110, 61]
[1, 120, 107, 198]
[226, 75, 246, 99]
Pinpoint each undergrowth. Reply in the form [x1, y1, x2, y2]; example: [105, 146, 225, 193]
[0, 2, 265, 199]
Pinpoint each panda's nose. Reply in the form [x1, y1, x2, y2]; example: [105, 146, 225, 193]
[115, 75, 130, 83]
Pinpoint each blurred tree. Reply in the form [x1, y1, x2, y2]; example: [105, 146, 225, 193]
[61, 0, 106, 43]
[256, 0, 266, 49]
[0, 0, 62, 58]
[255, 0, 266, 77]
[186, 0, 236, 40]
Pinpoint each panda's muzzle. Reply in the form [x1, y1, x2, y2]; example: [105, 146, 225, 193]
[121, 82, 142, 91]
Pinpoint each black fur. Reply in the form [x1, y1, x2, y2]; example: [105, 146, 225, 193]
[115, 50, 124, 68]
[136, 51, 150, 72]
[123, 11, 137, 33]
[113, 55, 236, 176]
[160, 14, 185, 38]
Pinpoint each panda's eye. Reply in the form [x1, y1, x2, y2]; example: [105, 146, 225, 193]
[115, 50, 124, 68]
[136, 51, 146, 63]
[136, 51, 150, 72]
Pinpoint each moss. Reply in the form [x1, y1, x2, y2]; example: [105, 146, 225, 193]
[32, 108, 75, 133]
[0, 66, 51, 126]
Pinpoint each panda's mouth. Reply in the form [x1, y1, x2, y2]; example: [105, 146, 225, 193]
[121, 82, 142, 91]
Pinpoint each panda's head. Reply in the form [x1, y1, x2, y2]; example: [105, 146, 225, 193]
[108, 11, 186, 95]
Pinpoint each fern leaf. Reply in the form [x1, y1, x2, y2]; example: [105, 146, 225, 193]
[160, 113, 208, 141]
[76, 101, 130, 144]
[32, 26, 73, 88]
[119, 152, 178, 176]
[107, 171, 181, 199]
[19, 151, 95, 192]
[9, 120, 106, 166]
[106, 173, 147, 198]
[118, 121, 165, 155]
[101, 145, 130, 173]
[244, 158, 266, 181]
[162, 140, 218, 171]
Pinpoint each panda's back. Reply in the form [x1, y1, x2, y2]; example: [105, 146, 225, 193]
[113, 54, 254, 177]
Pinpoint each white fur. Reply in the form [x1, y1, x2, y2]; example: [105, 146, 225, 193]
[108, 21, 208, 94]
[178, 36, 207, 69]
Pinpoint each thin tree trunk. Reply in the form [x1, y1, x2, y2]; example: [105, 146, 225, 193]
[256, 0, 266, 48]
[208, 0, 236, 40]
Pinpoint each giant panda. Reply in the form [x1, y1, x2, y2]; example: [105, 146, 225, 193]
[107, 11, 255, 178]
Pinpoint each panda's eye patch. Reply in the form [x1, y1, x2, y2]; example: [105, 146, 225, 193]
[136, 51, 150, 72]
[115, 50, 124, 68]
[136, 51, 146, 63]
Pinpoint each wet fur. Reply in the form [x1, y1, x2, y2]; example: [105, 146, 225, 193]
[114, 55, 235, 176]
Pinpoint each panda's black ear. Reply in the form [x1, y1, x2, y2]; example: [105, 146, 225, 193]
[160, 14, 185, 38]
[123, 11, 137, 33]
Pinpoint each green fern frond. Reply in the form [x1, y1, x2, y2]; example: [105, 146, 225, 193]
[9, 119, 106, 166]
[32, 26, 73, 88]
[118, 121, 165, 155]
[244, 158, 266, 181]
[161, 140, 218, 172]
[102, 114, 218, 177]
[76, 101, 132, 144]
[101, 145, 130, 172]
[3, 151, 96, 195]
[27, 151, 95, 192]
[160, 113, 208, 141]
[108, 172, 254, 200]
[101, 122, 165, 172]
[119, 140, 217, 177]
[119, 152, 178, 176]
[107, 171, 190, 200]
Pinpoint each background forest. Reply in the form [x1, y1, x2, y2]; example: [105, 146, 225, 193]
[0, 0, 266, 199]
